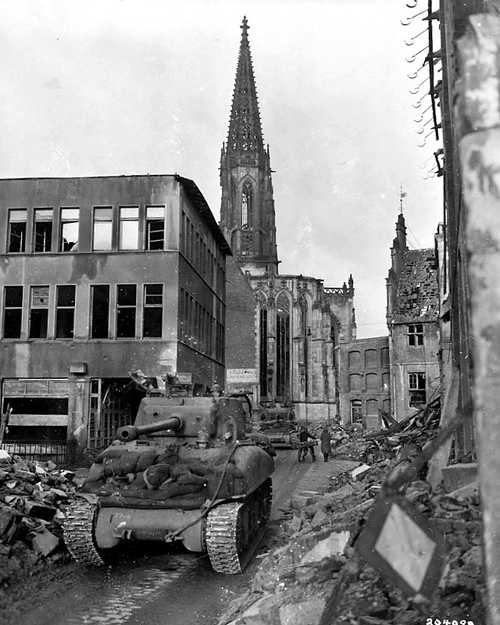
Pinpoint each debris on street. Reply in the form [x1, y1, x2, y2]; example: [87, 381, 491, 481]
[0, 451, 78, 587]
[218, 410, 485, 625]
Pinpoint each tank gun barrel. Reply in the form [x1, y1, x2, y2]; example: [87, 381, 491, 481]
[117, 417, 182, 441]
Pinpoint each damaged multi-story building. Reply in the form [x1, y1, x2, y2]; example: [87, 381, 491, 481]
[337, 336, 390, 430]
[0, 174, 235, 459]
[219, 18, 356, 421]
[386, 212, 440, 420]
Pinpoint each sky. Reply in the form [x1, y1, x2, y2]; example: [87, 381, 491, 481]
[0, 0, 442, 338]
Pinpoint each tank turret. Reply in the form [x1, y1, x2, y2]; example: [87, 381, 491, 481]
[117, 416, 182, 441]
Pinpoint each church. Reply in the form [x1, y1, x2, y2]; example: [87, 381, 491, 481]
[221, 18, 357, 421]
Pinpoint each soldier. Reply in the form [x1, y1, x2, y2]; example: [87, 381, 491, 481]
[298, 426, 316, 462]
[320, 425, 332, 462]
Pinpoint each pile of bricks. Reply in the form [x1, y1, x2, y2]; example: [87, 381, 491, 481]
[0, 449, 77, 586]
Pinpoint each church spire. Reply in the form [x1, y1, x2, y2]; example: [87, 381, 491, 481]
[227, 16, 264, 154]
[219, 17, 279, 276]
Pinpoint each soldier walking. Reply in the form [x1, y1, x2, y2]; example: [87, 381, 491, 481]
[320, 425, 331, 462]
[298, 426, 316, 462]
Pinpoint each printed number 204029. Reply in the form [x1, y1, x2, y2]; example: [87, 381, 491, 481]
[426, 620, 475, 625]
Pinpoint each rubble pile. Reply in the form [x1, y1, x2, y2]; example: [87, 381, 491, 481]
[335, 397, 441, 465]
[0, 450, 78, 586]
[218, 416, 485, 625]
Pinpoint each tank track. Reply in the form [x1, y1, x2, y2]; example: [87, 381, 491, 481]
[206, 478, 272, 574]
[63, 498, 105, 567]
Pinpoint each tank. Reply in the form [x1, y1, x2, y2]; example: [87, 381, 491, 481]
[254, 402, 298, 448]
[63, 393, 274, 574]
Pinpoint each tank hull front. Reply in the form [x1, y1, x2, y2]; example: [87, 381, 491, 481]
[95, 506, 205, 552]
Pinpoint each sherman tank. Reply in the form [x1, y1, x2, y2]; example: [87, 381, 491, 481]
[63, 393, 274, 574]
[254, 403, 298, 449]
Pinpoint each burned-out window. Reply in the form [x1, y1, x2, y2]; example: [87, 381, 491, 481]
[91, 285, 109, 339]
[116, 284, 136, 337]
[34, 209, 53, 252]
[408, 323, 424, 346]
[143, 284, 163, 337]
[3, 286, 23, 338]
[351, 400, 362, 424]
[8, 210, 27, 253]
[145, 206, 165, 250]
[409, 372, 426, 407]
[29, 286, 49, 338]
[93, 207, 113, 251]
[56, 285, 76, 338]
[59, 208, 79, 252]
[119, 207, 139, 250]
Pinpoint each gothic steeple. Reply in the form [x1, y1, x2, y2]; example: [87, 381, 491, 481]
[227, 16, 264, 155]
[220, 17, 279, 276]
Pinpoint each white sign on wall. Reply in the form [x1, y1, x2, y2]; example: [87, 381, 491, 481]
[226, 368, 258, 384]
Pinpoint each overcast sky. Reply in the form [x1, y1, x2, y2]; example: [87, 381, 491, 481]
[0, 0, 442, 338]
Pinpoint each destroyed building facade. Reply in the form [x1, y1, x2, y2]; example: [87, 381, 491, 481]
[386, 213, 440, 421]
[337, 335, 390, 429]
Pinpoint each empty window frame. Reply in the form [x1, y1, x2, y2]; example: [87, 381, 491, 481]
[90, 285, 110, 339]
[143, 284, 163, 337]
[3, 286, 23, 338]
[93, 207, 113, 251]
[116, 284, 136, 337]
[409, 372, 426, 407]
[408, 323, 424, 346]
[8, 210, 27, 253]
[56, 285, 76, 338]
[29, 286, 49, 338]
[59, 208, 79, 252]
[119, 207, 139, 250]
[145, 206, 165, 250]
[351, 400, 363, 424]
[33, 209, 53, 252]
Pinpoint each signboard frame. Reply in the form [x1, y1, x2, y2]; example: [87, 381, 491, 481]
[355, 493, 445, 600]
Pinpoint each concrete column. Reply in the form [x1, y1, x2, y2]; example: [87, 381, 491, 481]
[458, 14, 500, 625]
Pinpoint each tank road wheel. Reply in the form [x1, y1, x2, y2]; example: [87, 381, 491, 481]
[63, 498, 105, 567]
[205, 479, 273, 574]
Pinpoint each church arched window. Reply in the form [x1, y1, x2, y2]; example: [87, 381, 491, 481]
[299, 297, 309, 399]
[276, 293, 290, 401]
[241, 182, 252, 226]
